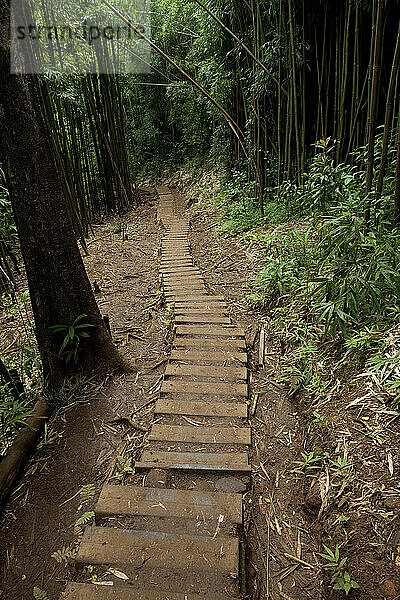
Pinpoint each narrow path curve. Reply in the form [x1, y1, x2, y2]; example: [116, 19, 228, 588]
[61, 187, 251, 599]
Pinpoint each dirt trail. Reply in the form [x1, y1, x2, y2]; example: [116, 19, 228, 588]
[0, 195, 170, 599]
[59, 185, 251, 599]
[1, 187, 322, 600]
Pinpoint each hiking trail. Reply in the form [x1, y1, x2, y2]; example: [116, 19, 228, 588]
[60, 186, 251, 599]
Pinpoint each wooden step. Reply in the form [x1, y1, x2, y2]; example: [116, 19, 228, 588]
[149, 424, 251, 445]
[162, 274, 203, 280]
[161, 380, 247, 397]
[61, 583, 233, 600]
[169, 349, 246, 363]
[95, 485, 242, 523]
[164, 363, 247, 380]
[160, 259, 193, 265]
[174, 303, 228, 310]
[75, 526, 239, 576]
[165, 293, 214, 300]
[173, 337, 246, 350]
[164, 284, 206, 290]
[155, 398, 247, 418]
[176, 325, 245, 338]
[135, 450, 251, 473]
[160, 268, 201, 275]
[175, 315, 231, 325]
[173, 295, 226, 303]
[174, 307, 228, 315]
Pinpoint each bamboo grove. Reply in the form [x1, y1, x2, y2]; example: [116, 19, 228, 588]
[125, 0, 400, 220]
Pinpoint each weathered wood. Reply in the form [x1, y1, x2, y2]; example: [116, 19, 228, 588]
[175, 315, 231, 325]
[155, 398, 248, 418]
[149, 424, 251, 445]
[173, 337, 246, 350]
[61, 583, 233, 600]
[169, 349, 246, 362]
[176, 325, 245, 338]
[165, 363, 246, 380]
[0, 400, 51, 508]
[173, 295, 226, 303]
[95, 485, 243, 523]
[174, 307, 227, 314]
[75, 526, 239, 575]
[161, 379, 247, 397]
[136, 450, 251, 473]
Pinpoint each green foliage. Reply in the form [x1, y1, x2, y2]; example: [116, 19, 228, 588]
[33, 588, 50, 600]
[246, 141, 400, 339]
[75, 511, 95, 527]
[116, 454, 133, 474]
[319, 545, 360, 596]
[79, 483, 96, 505]
[293, 450, 323, 476]
[0, 381, 35, 452]
[51, 545, 77, 563]
[0, 384, 34, 437]
[50, 314, 94, 364]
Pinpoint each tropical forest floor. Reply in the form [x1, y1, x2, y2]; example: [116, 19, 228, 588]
[0, 185, 399, 600]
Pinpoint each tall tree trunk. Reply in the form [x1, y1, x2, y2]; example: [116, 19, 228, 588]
[376, 21, 400, 201]
[0, 0, 126, 389]
[365, 0, 385, 227]
[394, 104, 400, 225]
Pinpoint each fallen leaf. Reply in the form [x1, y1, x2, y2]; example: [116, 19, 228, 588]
[107, 568, 129, 580]
[388, 453, 394, 476]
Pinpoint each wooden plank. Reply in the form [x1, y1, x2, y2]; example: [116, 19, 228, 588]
[174, 307, 227, 314]
[173, 295, 226, 303]
[165, 287, 206, 293]
[160, 268, 201, 274]
[164, 282, 205, 288]
[163, 277, 204, 283]
[136, 450, 250, 473]
[163, 273, 203, 279]
[161, 380, 247, 397]
[175, 315, 231, 325]
[176, 325, 245, 337]
[62, 583, 232, 600]
[76, 526, 239, 575]
[149, 424, 251, 445]
[173, 337, 246, 350]
[169, 349, 246, 362]
[161, 262, 194, 267]
[165, 293, 213, 300]
[155, 398, 247, 418]
[165, 363, 247, 380]
[95, 485, 242, 523]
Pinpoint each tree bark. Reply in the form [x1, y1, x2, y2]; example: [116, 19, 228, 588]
[0, 0, 126, 389]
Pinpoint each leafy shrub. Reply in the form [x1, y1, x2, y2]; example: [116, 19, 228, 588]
[0, 382, 35, 451]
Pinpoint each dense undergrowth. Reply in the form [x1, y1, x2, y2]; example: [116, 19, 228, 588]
[176, 136, 400, 597]
[180, 135, 400, 411]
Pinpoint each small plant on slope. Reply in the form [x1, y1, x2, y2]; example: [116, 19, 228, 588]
[319, 544, 360, 596]
[50, 314, 94, 364]
[33, 588, 49, 600]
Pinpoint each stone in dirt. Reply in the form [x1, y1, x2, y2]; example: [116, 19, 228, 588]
[145, 468, 170, 488]
[215, 477, 247, 493]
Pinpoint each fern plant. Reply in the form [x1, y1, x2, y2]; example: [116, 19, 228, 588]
[51, 545, 77, 563]
[33, 588, 49, 600]
[79, 483, 96, 506]
[75, 511, 95, 527]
